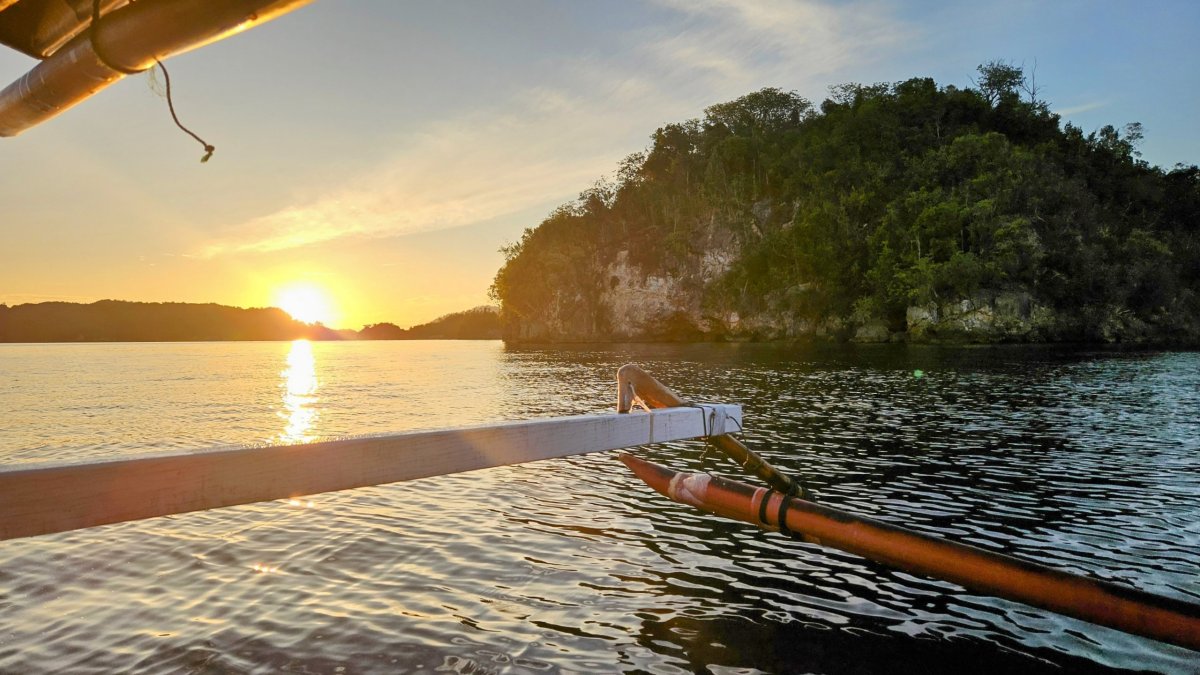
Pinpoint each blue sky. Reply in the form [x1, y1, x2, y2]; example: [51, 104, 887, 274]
[1, 0, 1197, 327]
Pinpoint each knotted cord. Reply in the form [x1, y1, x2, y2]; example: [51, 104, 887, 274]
[154, 58, 216, 162]
[90, 0, 216, 162]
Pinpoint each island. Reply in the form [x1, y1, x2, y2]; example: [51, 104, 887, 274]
[491, 64, 1200, 345]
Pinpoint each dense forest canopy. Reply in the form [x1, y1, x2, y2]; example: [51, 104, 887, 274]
[492, 63, 1200, 343]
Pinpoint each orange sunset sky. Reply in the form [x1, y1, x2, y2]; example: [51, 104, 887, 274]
[2, 1, 1197, 329]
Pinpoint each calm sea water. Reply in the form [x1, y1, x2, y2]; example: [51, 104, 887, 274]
[0, 341, 1197, 674]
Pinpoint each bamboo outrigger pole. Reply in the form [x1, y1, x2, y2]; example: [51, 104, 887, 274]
[0, 0, 314, 137]
[616, 366, 1200, 652]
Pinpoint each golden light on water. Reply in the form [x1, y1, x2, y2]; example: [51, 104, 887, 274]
[279, 339, 319, 443]
[275, 283, 336, 325]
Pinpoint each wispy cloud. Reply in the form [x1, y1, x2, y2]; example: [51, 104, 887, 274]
[199, 90, 621, 257]
[645, 0, 916, 92]
[201, 1, 915, 257]
[1054, 100, 1108, 117]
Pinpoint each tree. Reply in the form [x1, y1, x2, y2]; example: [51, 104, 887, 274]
[704, 88, 811, 134]
[975, 61, 1025, 106]
[492, 69, 1200, 343]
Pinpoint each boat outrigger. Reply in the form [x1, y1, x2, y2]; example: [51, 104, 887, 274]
[614, 365, 1200, 653]
[1, 365, 1197, 652]
[0, 0, 314, 138]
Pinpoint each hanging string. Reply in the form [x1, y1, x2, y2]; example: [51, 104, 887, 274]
[153, 59, 216, 163]
[90, 0, 215, 162]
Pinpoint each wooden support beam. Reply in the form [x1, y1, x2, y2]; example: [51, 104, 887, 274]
[0, 405, 740, 541]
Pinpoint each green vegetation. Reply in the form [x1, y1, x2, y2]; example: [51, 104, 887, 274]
[359, 306, 500, 340]
[0, 301, 500, 342]
[492, 63, 1200, 343]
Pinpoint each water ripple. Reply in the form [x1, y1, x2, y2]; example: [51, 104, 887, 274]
[1, 342, 1198, 673]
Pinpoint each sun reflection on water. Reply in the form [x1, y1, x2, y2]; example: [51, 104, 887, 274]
[278, 339, 319, 443]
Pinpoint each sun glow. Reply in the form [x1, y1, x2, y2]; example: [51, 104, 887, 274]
[275, 283, 336, 325]
[279, 339, 318, 443]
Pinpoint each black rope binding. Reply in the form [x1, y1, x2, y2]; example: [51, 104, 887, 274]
[755, 489, 793, 537]
[776, 492, 792, 537]
[90, 0, 215, 162]
[683, 400, 813, 501]
[683, 402, 716, 462]
[758, 488, 773, 525]
[154, 59, 216, 162]
[675, 396, 814, 538]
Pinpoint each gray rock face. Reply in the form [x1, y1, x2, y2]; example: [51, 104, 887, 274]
[902, 291, 1044, 342]
[504, 237, 1189, 345]
[853, 321, 892, 343]
[906, 304, 938, 339]
[605, 251, 694, 339]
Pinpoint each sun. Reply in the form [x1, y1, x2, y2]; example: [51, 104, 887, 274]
[275, 284, 336, 325]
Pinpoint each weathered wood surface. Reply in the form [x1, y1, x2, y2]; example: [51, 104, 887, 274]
[0, 405, 740, 541]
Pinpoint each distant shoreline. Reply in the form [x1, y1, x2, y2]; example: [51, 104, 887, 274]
[3, 338, 1193, 353]
[0, 300, 501, 342]
[5, 299, 1192, 347]
[1, 338, 505, 345]
[0, 338, 505, 344]
[501, 337, 1199, 349]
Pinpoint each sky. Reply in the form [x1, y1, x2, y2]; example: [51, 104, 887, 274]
[1, 0, 1198, 329]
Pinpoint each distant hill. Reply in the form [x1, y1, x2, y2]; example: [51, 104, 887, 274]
[0, 300, 337, 342]
[0, 300, 500, 343]
[359, 306, 501, 340]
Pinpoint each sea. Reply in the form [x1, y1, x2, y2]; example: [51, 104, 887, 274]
[0, 340, 1197, 674]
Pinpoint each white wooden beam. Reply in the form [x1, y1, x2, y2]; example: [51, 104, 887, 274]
[0, 405, 741, 540]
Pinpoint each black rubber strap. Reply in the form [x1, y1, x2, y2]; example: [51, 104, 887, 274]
[91, 1, 147, 75]
[757, 489, 773, 526]
[777, 493, 792, 537]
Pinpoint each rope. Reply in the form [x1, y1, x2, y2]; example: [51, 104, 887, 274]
[682, 402, 716, 461]
[755, 489, 792, 536]
[154, 59, 216, 162]
[90, 0, 215, 162]
[682, 400, 814, 501]
[776, 491, 792, 536]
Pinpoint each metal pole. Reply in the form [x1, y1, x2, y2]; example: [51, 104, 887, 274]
[0, 406, 740, 541]
[0, 0, 313, 137]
